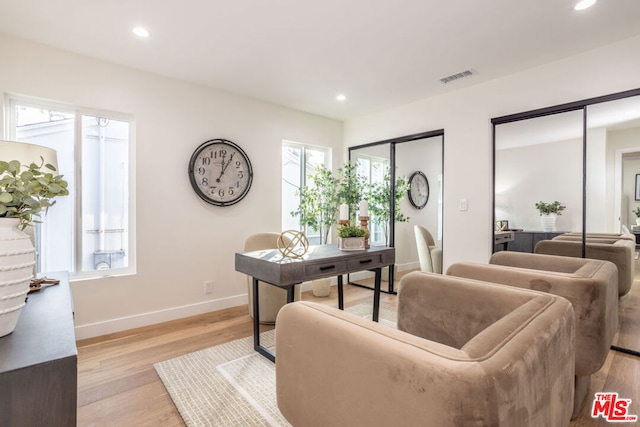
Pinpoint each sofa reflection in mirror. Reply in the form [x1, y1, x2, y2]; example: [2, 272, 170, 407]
[534, 235, 634, 297]
[275, 272, 575, 426]
[447, 251, 618, 418]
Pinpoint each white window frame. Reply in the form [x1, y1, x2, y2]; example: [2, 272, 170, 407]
[282, 140, 331, 244]
[5, 94, 136, 280]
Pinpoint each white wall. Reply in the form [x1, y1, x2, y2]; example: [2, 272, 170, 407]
[344, 35, 640, 268]
[496, 138, 583, 232]
[0, 34, 343, 339]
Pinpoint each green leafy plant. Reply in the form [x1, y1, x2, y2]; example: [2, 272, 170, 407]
[0, 158, 69, 230]
[534, 201, 566, 216]
[291, 161, 367, 244]
[337, 224, 368, 238]
[290, 164, 339, 244]
[633, 207, 640, 218]
[336, 161, 367, 223]
[367, 167, 410, 246]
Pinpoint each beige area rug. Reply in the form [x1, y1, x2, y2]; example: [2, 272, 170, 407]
[154, 303, 396, 427]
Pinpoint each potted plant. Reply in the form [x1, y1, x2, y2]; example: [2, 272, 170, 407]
[0, 157, 69, 337]
[535, 201, 565, 232]
[291, 164, 339, 244]
[337, 224, 368, 251]
[368, 167, 410, 246]
[291, 161, 366, 244]
[633, 207, 640, 225]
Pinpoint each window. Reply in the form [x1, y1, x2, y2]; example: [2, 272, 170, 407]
[281, 141, 330, 245]
[6, 95, 135, 278]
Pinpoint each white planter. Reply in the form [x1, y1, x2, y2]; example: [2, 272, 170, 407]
[337, 237, 365, 251]
[540, 214, 557, 232]
[312, 278, 331, 297]
[0, 218, 36, 338]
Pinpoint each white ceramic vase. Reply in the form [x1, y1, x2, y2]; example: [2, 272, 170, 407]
[0, 218, 36, 337]
[312, 278, 331, 297]
[540, 214, 557, 232]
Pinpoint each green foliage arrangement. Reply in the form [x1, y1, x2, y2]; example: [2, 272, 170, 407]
[290, 164, 338, 244]
[337, 224, 368, 238]
[291, 161, 367, 244]
[0, 158, 69, 230]
[368, 167, 410, 245]
[633, 207, 640, 218]
[534, 201, 566, 216]
[336, 162, 367, 223]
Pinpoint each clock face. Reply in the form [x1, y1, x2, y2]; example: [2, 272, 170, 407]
[408, 171, 429, 209]
[188, 139, 253, 206]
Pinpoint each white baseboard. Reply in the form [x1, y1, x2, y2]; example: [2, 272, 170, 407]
[74, 293, 247, 340]
[74, 263, 419, 340]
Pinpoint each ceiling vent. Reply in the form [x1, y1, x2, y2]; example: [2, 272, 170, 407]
[440, 69, 474, 84]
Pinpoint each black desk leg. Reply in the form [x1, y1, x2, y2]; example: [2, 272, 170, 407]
[373, 268, 381, 322]
[252, 277, 275, 363]
[337, 274, 344, 310]
[287, 285, 295, 303]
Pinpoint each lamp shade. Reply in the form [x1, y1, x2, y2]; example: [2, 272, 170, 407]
[0, 140, 58, 171]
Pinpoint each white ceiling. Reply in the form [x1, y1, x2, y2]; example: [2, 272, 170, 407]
[1, 0, 640, 120]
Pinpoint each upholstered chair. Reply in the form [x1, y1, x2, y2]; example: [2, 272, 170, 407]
[244, 233, 301, 324]
[447, 251, 618, 418]
[276, 272, 575, 426]
[534, 235, 634, 296]
[414, 225, 442, 274]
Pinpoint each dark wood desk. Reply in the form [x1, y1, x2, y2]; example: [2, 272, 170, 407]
[0, 272, 76, 427]
[235, 244, 395, 362]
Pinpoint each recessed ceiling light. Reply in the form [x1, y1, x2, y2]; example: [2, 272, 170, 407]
[336, 94, 347, 102]
[574, 0, 596, 11]
[132, 27, 151, 38]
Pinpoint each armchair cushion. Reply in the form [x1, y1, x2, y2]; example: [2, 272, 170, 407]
[534, 237, 634, 296]
[276, 273, 575, 427]
[447, 252, 618, 376]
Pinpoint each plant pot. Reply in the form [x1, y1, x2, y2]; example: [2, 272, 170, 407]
[312, 278, 331, 297]
[337, 237, 365, 251]
[540, 214, 557, 232]
[0, 218, 35, 338]
[636, 218, 640, 225]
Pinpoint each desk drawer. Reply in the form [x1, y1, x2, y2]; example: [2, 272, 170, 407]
[304, 260, 347, 280]
[347, 253, 383, 270]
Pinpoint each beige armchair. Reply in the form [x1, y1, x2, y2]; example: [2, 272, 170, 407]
[447, 251, 618, 418]
[534, 235, 634, 296]
[414, 225, 442, 273]
[244, 233, 301, 324]
[276, 272, 575, 426]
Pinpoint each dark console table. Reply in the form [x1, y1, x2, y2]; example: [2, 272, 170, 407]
[495, 231, 566, 253]
[0, 272, 77, 426]
[236, 244, 395, 362]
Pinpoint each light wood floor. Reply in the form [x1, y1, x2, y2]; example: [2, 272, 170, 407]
[77, 271, 640, 426]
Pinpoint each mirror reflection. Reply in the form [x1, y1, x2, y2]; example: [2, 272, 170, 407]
[494, 111, 583, 252]
[349, 132, 443, 292]
[494, 93, 640, 254]
[586, 95, 640, 234]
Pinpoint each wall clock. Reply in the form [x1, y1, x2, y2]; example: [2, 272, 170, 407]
[408, 171, 429, 209]
[188, 138, 253, 206]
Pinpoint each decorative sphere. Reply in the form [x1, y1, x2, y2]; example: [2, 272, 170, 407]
[277, 230, 309, 258]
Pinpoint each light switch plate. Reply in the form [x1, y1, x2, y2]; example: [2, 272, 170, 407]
[459, 198, 468, 211]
